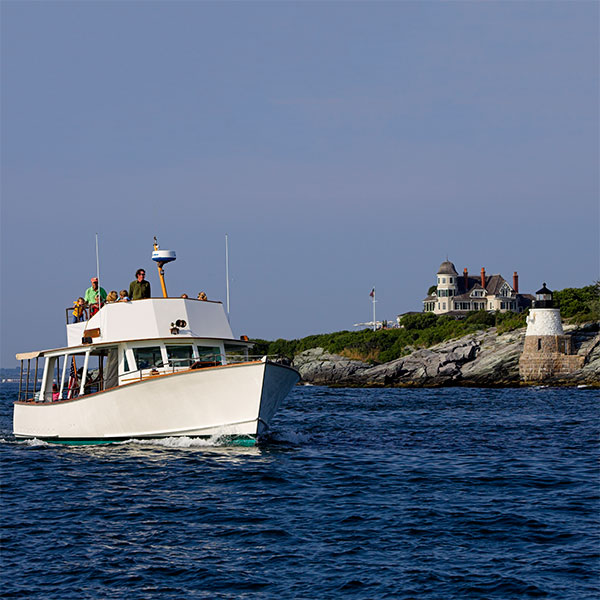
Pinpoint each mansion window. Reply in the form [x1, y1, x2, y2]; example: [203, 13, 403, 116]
[437, 289, 455, 297]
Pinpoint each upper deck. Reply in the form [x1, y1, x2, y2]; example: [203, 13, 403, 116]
[66, 298, 236, 348]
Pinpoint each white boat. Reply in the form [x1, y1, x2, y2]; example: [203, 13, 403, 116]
[13, 243, 299, 444]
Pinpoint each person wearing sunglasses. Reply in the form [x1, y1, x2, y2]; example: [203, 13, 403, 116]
[129, 268, 151, 301]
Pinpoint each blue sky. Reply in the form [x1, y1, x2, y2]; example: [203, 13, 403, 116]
[1, 1, 598, 366]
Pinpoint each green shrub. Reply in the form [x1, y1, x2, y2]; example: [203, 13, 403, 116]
[464, 310, 495, 327]
[400, 312, 438, 330]
[496, 310, 528, 333]
[555, 283, 600, 321]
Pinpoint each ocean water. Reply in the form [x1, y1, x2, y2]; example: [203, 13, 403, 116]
[1, 384, 598, 600]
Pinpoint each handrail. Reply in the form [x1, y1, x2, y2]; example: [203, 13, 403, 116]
[19, 354, 291, 403]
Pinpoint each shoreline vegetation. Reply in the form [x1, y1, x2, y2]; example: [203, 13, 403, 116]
[253, 284, 599, 365]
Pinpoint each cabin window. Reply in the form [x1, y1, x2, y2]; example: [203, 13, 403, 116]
[123, 351, 130, 373]
[197, 346, 222, 365]
[133, 346, 163, 370]
[166, 345, 194, 368]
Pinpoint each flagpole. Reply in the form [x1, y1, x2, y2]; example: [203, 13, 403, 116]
[372, 287, 376, 331]
[225, 234, 230, 319]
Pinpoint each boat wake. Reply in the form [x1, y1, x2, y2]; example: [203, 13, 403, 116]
[127, 435, 229, 448]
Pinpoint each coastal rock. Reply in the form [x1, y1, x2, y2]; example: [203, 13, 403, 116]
[292, 347, 370, 385]
[292, 324, 600, 387]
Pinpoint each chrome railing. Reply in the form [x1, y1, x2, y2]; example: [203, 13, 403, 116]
[23, 354, 292, 403]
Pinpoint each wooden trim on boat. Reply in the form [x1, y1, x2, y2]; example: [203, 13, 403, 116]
[16, 351, 42, 360]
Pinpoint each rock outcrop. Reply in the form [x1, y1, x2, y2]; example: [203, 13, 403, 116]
[292, 325, 599, 387]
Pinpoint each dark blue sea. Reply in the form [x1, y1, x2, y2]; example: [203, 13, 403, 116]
[1, 384, 598, 599]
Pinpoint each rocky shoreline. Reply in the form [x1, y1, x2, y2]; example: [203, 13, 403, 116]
[291, 324, 600, 388]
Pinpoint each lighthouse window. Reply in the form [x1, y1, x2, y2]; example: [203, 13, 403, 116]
[442, 278, 446, 283]
[537, 339, 542, 351]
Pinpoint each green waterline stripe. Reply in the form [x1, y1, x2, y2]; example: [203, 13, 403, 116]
[31, 435, 257, 447]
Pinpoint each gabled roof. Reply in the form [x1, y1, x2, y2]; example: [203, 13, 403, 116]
[485, 274, 512, 295]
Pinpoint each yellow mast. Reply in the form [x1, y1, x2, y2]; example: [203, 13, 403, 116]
[153, 237, 168, 298]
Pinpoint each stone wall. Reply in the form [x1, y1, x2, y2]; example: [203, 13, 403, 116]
[519, 353, 585, 381]
[519, 333, 586, 382]
[522, 335, 573, 355]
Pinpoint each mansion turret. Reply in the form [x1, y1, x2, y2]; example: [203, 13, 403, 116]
[423, 260, 533, 315]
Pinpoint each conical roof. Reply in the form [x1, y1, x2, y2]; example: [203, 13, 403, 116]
[536, 283, 553, 295]
[437, 260, 458, 275]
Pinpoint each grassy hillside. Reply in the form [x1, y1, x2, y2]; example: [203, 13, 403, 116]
[253, 283, 599, 364]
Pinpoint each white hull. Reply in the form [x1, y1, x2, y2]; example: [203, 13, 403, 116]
[14, 362, 299, 442]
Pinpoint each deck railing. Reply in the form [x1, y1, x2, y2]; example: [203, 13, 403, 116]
[21, 354, 291, 403]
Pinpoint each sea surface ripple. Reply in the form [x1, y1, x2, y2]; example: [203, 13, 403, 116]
[1, 384, 598, 599]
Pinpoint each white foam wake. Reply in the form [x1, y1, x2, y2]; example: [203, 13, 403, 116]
[127, 435, 231, 448]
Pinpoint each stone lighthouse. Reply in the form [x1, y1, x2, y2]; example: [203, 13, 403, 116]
[519, 283, 584, 382]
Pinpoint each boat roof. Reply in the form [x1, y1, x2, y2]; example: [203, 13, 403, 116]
[16, 298, 253, 359]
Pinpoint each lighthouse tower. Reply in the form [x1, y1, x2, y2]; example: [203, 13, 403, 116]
[519, 283, 583, 382]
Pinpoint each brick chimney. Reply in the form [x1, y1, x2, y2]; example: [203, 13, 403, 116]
[481, 267, 486, 288]
[463, 268, 468, 292]
[513, 271, 519, 293]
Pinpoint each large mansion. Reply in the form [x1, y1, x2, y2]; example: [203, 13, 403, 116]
[423, 260, 533, 316]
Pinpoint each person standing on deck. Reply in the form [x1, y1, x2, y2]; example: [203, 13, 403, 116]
[84, 277, 107, 306]
[129, 268, 151, 300]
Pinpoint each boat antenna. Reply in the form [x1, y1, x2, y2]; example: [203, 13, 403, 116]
[152, 237, 176, 298]
[95, 233, 101, 314]
[225, 233, 230, 319]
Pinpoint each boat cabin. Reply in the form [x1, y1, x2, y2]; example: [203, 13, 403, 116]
[16, 298, 253, 403]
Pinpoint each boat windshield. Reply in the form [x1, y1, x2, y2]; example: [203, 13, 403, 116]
[133, 347, 163, 370]
[166, 345, 194, 368]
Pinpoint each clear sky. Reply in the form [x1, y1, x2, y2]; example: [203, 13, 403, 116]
[1, 1, 598, 366]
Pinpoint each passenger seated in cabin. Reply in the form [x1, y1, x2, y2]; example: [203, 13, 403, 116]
[181, 293, 188, 298]
[72, 297, 87, 323]
[197, 291, 208, 301]
[129, 269, 151, 300]
[84, 277, 107, 316]
[52, 383, 59, 401]
[118, 290, 130, 302]
[106, 290, 118, 303]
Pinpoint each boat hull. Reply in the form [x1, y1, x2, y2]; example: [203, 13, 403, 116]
[13, 362, 299, 442]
